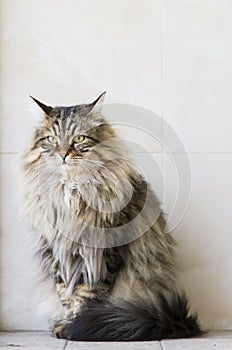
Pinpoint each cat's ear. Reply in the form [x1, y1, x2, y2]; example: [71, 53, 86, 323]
[88, 91, 106, 115]
[92, 91, 106, 106]
[30, 96, 53, 116]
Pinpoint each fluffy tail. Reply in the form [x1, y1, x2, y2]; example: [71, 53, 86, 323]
[60, 293, 203, 341]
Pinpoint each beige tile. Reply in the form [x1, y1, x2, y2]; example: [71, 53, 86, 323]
[67, 341, 162, 350]
[163, 0, 232, 152]
[104, 104, 163, 153]
[163, 153, 232, 329]
[0, 332, 66, 349]
[0, 0, 161, 153]
[161, 331, 232, 350]
[0, 155, 53, 330]
[0, 332, 162, 349]
[164, 153, 232, 268]
[1, 331, 232, 349]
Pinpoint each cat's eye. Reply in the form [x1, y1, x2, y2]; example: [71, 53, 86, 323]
[74, 135, 85, 143]
[47, 136, 57, 144]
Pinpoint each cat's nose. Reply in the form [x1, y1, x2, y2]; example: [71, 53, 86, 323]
[59, 151, 68, 161]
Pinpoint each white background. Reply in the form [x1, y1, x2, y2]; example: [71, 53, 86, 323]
[1, 0, 232, 331]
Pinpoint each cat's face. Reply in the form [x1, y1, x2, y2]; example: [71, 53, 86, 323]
[29, 93, 115, 170]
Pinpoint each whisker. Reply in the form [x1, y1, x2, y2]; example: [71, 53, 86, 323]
[79, 159, 118, 183]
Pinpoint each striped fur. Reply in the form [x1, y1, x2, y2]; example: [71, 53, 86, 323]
[21, 93, 202, 340]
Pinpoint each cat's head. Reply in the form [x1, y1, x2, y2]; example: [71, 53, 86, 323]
[27, 92, 116, 170]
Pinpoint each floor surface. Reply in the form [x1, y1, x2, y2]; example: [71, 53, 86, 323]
[0, 331, 232, 350]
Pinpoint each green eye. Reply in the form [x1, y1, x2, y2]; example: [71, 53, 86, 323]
[47, 136, 57, 143]
[74, 135, 85, 143]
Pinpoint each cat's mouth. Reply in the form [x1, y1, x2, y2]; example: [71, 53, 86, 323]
[60, 158, 82, 167]
[59, 161, 84, 175]
[61, 162, 78, 168]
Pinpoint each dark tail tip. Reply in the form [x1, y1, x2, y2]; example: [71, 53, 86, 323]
[58, 293, 203, 341]
[158, 292, 203, 339]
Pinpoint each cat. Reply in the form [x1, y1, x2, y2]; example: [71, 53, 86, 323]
[21, 92, 202, 341]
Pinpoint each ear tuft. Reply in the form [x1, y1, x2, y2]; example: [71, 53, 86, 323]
[88, 91, 106, 115]
[30, 96, 53, 116]
[92, 91, 106, 106]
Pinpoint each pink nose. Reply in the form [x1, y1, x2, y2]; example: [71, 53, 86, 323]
[59, 151, 68, 160]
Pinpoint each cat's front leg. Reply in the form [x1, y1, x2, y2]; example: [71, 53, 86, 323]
[53, 281, 110, 338]
[57, 283, 96, 316]
[55, 281, 74, 319]
[52, 281, 73, 338]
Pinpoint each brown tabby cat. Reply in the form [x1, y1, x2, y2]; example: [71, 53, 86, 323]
[22, 92, 202, 341]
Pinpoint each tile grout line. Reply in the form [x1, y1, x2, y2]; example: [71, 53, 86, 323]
[160, 341, 166, 350]
[63, 339, 68, 350]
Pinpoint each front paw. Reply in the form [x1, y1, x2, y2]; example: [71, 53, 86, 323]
[52, 321, 68, 339]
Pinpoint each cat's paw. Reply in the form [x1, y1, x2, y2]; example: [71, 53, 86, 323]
[52, 322, 67, 339]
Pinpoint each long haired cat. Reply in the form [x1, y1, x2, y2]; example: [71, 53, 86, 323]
[22, 92, 202, 341]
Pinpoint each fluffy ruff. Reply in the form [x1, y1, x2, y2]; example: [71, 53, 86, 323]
[57, 293, 203, 341]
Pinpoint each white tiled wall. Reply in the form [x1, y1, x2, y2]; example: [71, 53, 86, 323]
[163, 0, 232, 152]
[1, 0, 232, 331]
